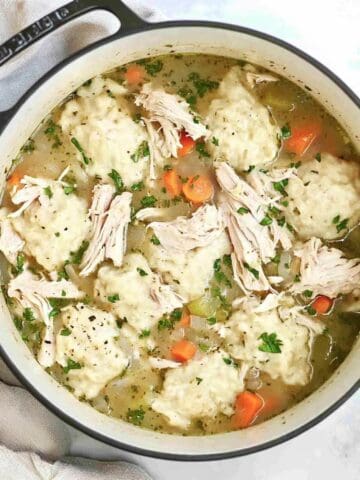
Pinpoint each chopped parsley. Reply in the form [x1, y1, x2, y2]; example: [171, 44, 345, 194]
[158, 317, 174, 330]
[12, 252, 25, 275]
[43, 186, 53, 199]
[108, 169, 124, 193]
[258, 332, 283, 353]
[212, 136, 219, 146]
[137, 58, 163, 76]
[60, 327, 72, 336]
[244, 165, 255, 174]
[44, 120, 62, 148]
[140, 195, 157, 208]
[188, 72, 219, 97]
[260, 215, 273, 226]
[131, 141, 150, 162]
[332, 215, 349, 233]
[273, 179, 289, 196]
[207, 317, 217, 325]
[150, 234, 160, 245]
[223, 254, 232, 268]
[21, 139, 35, 153]
[170, 309, 182, 321]
[131, 181, 144, 192]
[280, 124, 292, 139]
[243, 262, 260, 280]
[139, 329, 150, 339]
[195, 377, 203, 385]
[213, 258, 232, 287]
[69, 240, 89, 265]
[237, 207, 250, 215]
[63, 184, 76, 195]
[23, 308, 35, 322]
[195, 141, 210, 158]
[223, 356, 234, 366]
[163, 164, 173, 171]
[71, 137, 90, 165]
[127, 407, 145, 425]
[63, 358, 82, 374]
[305, 305, 317, 316]
[271, 253, 281, 264]
[303, 289, 313, 298]
[107, 294, 120, 303]
[315, 152, 322, 162]
[137, 268, 148, 277]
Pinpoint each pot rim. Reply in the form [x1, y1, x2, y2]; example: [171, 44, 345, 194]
[1, 19, 359, 461]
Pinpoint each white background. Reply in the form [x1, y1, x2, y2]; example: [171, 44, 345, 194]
[70, 1, 360, 479]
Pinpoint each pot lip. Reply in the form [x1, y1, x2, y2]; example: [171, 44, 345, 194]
[1, 18, 359, 461]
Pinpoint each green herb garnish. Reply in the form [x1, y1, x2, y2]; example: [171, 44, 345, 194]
[243, 262, 260, 280]
[127, 407, 145, 425]
[280, 124, 292, 139]
[131, 181, 144, 192]
[140, 195, 157, 208]
[43, 186, 53, 199]
[108, 169, 124, 193]
[137, 268, 148, 277]
[150, 235, 160, 245]
[260, 215, 273, 226]
[195, 141, 210, 158]
[107, 294, 120, 303]
[131, 141, 150, 162]
[258, 332, 283, 353]
[63, 358, 82, 374]
[139, 329, 151, 339]
[60, 327, 72, 336]
[71, 137, 90, 165]
[237, 207, 250, 215]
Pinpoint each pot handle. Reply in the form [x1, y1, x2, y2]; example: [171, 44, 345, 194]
[0, 0, 146, 69]
[0, 0, 147, 128]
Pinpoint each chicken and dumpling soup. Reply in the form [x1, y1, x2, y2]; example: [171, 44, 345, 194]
[2, 54, 360, 435]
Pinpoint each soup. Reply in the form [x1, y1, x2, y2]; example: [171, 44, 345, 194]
[1, 54, 359, 435]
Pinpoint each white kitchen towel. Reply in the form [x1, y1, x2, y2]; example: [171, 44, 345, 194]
[0, 1, 162, 477]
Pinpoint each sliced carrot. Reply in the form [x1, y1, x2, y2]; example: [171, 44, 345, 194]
[124, 64, 145, 84]
[171, 339, 196, 363]
[177, 130, 195, 157]
[311, 295, 333, 314]
[182, 175, 214, 204]
[163, 169, 182, 197]
[232, 391, 264, 429]
[284, 121, 322, 156]
[179, 308, 191, 327]
[7, 172, 22, 188]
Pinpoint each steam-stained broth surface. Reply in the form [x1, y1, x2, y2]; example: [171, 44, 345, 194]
[2, 54, 359, 435]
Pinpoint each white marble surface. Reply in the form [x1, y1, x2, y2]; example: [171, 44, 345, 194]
[68, 1, 360, 478]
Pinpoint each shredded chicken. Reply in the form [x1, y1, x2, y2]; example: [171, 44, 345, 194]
[135, 83, 208, 178]
[148, 204, 224, 252]
[0, 215, 24, 263]
[135, 207, 172, 222]
[150, 275, 185, 312]
[290, 237, 360, 298]
[216, 162, 294, 293]
[8, 270, 84, 367]
[148, 357, 180, 369]
[245, 72, 279, 88]
[80, 185, 132, 276]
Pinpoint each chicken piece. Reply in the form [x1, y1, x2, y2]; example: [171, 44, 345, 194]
[0, 209, 24, 264]
[148, 204, 224, 252]
[9, 175, 52, 218]
[240, 62, 279, 89]
[8, 269, 84, 367]
[215, 162, 294, 293]
[290, 237, 360, 298]
[80, 185, 132, 276]
[148, 357, 180, 369]
[135, 83, 207, 177]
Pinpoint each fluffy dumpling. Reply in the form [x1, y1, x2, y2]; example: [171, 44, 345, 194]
[152, 351, 245, 429]
[59, 75, 150, 187]
[11, 182, 90, 272]
[55, 303, 129, 399]
[285, 153, 360, 240]
[220, 295, 322, 386]
[205, 66, 280, 171]
[145, 231, 231, 302]
[94, 253, 183, 332]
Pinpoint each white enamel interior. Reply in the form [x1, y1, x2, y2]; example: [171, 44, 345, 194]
[0, 25, 359, 458]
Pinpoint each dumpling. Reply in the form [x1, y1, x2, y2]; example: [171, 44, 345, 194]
[152, 351, 245, 428]
[55, 303, 129, 399]
[145, 231, 231, 302]
[11, 181, 90, 272]
[285, 153, 360, 240]
[205, 66, 280, 171]
[59, 76, 149, 187]
[94, 253, 183, 333]
[220, 295, 323, 386]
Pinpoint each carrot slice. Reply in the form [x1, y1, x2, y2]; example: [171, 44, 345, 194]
[311, 295, 333, 314]
[232, 391, 264, 429]
[124, 64, 145, 84]
[7, 172, 22, 188]
[179, 308, 191, 327]
[284, 122, 322, 156]
[171, 339, 196, 362]
[182, 175, 214, 204]
[177, 130, 195, 157]
[163, 169, 182, 197]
